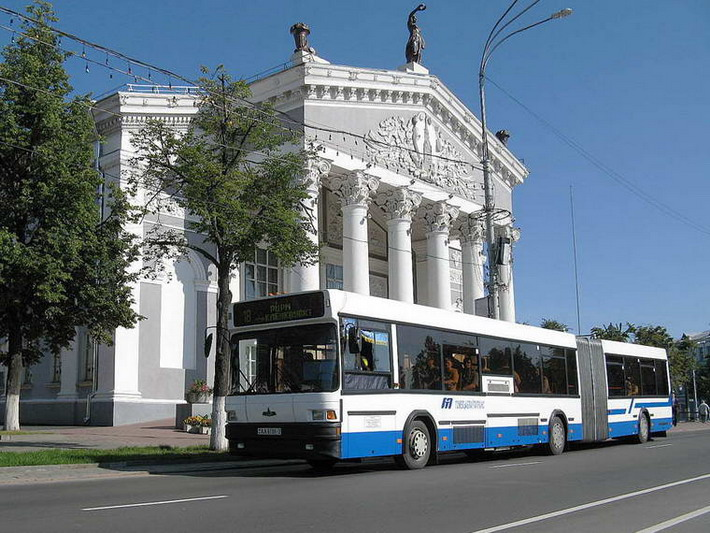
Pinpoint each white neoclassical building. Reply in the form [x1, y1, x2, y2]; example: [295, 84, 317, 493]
[0, 34, 528, 426]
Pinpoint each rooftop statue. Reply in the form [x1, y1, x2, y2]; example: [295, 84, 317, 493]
[405, 4, 427, 64]
[290, 22, 316, 54]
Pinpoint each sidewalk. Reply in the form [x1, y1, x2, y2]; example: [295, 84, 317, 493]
[0, 419, 210, 452]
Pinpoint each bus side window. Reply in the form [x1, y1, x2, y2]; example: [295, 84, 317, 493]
[479, 336, 512, 377]
[342, 319, 393, 390]
[566, 349, 579, 395]
[512, 343, 541, 394]
[640, 359, 657, 396]
[655, 359, 669, 396]
[397, 325, 443, 391]
[606, 355, 625, 397]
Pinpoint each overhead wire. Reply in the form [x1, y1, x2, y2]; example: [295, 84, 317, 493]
[486, 76, 710, 237]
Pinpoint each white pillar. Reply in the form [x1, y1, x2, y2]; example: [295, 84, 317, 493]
[455, 215, 486, 314]
[289, 157, 331, 292]
[58, 336, 79, 399]
[498, 225, 520, 322]
[330, 171, 380, 295]
[423, 202, 459, 310]
[375, 187, 422, 303]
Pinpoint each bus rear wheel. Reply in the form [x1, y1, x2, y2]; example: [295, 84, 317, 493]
[636, 413, 650, 444]
[546, 416, 566, 455]
[398, 420, 431, 470]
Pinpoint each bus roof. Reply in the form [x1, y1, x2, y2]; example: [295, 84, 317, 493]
[326, 290, 578, 349]
[599, 339, 668, 360]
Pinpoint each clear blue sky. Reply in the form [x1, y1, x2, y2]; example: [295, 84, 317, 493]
[2, 0, 708, 337]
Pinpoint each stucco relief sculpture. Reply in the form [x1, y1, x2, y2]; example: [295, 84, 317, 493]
[364, 114, 476, 201]
[405, 4, 427, 63]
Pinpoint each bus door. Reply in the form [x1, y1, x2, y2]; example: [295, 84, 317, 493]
[341, 320, 398, 458]
[576, 337, 609, 442]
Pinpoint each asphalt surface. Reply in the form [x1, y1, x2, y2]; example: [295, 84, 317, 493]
[2, 424, 710, 532]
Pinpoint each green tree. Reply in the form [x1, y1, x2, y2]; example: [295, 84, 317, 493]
[0, 2, 140, 430]
[670, 334, 697, 392]
[633, 325, 674, 350]
[130, 66, 317, 450]
[590, 322, 635, 342]
[540, 318, 569, 332]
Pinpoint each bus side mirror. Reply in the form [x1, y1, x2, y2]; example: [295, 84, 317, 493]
[348, 327, 361, 354]
[204, 333, 213, 358]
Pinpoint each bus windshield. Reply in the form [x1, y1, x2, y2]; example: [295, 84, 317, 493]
[231, 324, 339, 394]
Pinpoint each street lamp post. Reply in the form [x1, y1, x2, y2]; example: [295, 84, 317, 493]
[479, 2, 572, 320]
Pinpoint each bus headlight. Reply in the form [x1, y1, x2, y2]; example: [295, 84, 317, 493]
[312, 409, 337, 421]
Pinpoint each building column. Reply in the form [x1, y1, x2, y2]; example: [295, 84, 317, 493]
[498, 225, 520, 323]
[329, 170, 380, 295]
[422, 201, 459, 310]
[289, 157, 331, 292]
[455, 215, 486, 314]
[58, 336, 79, 399]
[375, 187, 422, 303]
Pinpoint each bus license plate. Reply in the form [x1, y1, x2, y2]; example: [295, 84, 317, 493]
[257, 427, 282, 436]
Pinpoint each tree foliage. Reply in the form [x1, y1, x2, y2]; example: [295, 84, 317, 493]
[540, 318, 569, 332]
[0, 1, 139, 429]
[590, 322, 634, 342]
[130, 65, 318, 450]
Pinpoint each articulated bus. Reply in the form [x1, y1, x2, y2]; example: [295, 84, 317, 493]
[225, 290, 672, 469]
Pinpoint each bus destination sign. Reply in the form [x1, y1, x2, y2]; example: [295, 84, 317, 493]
[233, 292, 325, 327]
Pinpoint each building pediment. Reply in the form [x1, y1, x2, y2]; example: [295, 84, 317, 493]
[250, 61, 529, 199]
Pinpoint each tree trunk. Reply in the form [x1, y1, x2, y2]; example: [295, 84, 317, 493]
[3, 327, 23, 431]
[209, 261, 232, 452]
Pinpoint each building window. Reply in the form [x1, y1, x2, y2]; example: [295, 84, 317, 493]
[326, 264, 343, 289]
[0, 370, 5, 394]
[82, 331, 95, 383]
[244, 248, 279, 300]
[51, 352, 62, 384]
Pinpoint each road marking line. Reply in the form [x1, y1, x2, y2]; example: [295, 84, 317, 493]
[469, 473, 710, 533]
[83, 495, 228, 511]
[645, 444, 673, 449]
[634, 504, 710, 533]
[490, 462, 542, 469]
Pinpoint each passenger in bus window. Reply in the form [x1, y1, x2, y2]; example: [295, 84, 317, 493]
[625, 375, 639, 396]
[460, 355, 479, 391]
[444, 357, 460, 391]
[417, 354, 441, 390]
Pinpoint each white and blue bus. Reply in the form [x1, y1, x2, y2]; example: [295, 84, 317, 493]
[226, 290, 672, 469]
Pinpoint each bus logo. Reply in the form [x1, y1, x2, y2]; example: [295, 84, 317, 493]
[442, 397, 453, 409]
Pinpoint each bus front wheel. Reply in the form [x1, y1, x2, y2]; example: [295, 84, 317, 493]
[546, 416, 566, 455]
[398, 420, 431, 470]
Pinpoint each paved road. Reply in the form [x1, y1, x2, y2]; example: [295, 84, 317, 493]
[3, 431, 710, 533]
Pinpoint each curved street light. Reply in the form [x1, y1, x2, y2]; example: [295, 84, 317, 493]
[478, 1, 572, 320]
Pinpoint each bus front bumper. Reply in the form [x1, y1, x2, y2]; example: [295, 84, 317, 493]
[226, 422, 342, 460]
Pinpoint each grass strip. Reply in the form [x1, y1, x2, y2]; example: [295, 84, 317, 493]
[0, 445, 225, 468]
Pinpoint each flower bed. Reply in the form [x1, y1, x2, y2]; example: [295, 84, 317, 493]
[183, 415, 212, 435]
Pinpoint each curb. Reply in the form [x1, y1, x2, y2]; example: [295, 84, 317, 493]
[0, 458, 300, 486]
